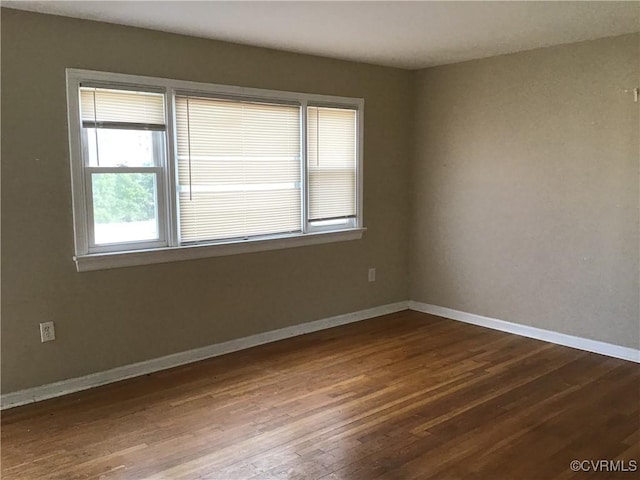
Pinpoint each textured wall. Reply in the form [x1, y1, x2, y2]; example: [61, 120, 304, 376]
[1, 9, 413, 392]
[411, 34, 639, 349]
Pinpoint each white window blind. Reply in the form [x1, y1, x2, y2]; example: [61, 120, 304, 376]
[307, 106, 357, 222]
[80, 88, 165, 126]
[175, 95, 301, 243]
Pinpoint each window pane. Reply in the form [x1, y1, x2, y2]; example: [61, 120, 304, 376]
[85, 128, 161, 167]
[175, 96, 301, 243]
[307, 106, 357, 222]
[92, 173, 158, 244]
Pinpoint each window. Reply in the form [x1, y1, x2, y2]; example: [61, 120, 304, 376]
[307, 106, 358, 228]
[79, 87, 167, 250]
[67, 70, 364, 271]
[174, 95, 301, 242]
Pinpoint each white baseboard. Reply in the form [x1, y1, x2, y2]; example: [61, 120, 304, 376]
[409, 301, 640, 364]
[0, 301, 409, 410]
[5, 300, 637, 410]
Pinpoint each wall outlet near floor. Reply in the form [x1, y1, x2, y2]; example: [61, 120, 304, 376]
[40, 321, 55, 342]
[368, 267, 376, 282]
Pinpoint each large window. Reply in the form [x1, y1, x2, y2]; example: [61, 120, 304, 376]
[67, 70, 364, 271]
[174, 95, 301, 243]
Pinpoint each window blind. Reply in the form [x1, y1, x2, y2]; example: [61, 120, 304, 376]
[307, 106, 357, 222]
[80, 87, 165, 127]
[175, 95, 301, 243]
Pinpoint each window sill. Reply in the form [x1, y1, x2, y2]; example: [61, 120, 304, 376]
[74, 228, 366, 272]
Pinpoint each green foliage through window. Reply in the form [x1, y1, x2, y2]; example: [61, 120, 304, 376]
[93, 173, 155, 223]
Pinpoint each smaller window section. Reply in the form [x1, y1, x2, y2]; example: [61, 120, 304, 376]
[79, 87, 167, 251]
[307, 106, 358, 230]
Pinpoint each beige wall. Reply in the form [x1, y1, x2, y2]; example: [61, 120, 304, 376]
[411, 34, 640, 349]
[2, 9, 638, 395]
[0, 9, 413, 393]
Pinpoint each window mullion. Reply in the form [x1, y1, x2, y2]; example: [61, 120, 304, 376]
[165, 89, 179, 247]
[301, 100, 309, 233]
[84, 171, 96, 249]
[356, 106, 364, 228]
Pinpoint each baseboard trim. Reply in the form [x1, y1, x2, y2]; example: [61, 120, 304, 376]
[409, 301, 640, 364]
[6, 300, 637, 409]
[1, 301, 409, 410]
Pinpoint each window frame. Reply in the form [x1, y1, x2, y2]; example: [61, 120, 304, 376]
[66, 69, 365, 272]
[79, 91, 169, 253]
[305, 103, 360, 234]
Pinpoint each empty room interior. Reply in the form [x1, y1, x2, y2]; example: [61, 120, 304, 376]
[1, 1, 639, 479]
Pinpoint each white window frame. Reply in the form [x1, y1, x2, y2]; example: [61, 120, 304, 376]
[66, 69, 365, 272]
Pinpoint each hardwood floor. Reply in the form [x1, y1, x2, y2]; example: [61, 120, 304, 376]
[2, 310, 639, 479]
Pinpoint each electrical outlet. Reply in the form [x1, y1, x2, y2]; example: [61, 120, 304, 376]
[40, 321, 55, 342]
[368, 267, 376, 282]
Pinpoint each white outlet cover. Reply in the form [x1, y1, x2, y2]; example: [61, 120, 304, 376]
[368, 268, 376, 282]
[40, 321, 55, 342]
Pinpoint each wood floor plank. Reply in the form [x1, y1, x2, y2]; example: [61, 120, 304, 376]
[2, 311, 638, 479]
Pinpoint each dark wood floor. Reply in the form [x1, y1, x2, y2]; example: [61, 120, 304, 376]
[2, 310, 639, 479]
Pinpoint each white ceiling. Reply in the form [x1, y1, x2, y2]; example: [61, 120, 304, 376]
[3, 1, 639, 69]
